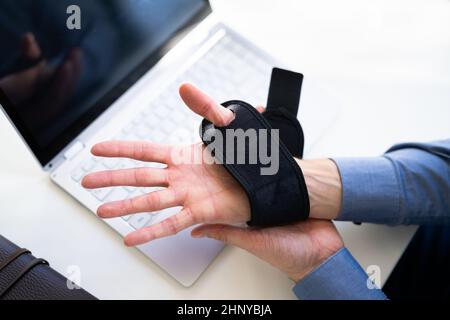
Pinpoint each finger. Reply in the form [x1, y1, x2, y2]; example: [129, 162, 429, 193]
[0, 60, 46, 104]
[256, 105, 266, 113]
[91, 141, 171, 164]
[67, 48, 83, 77]
[48, 60, 72, 107]
[191, 224, 255, 251]
[179, 83, 234, 127]
[21, 33, 41, 60]
[61, 48, 83, 99]
[97, 188, 181, 218]
[124, 208, 196, 246]
[82, 167, 168, 189]
[51, 48, 83, 107]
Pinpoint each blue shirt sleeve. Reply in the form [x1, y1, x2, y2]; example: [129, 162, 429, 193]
[333, 139, 450, 225]
[293, 248, 387, 300]
[293, 140, 449, 300]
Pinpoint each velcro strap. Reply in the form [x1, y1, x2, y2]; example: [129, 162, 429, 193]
[264, 108, 305, 158]
[264, 68, 305, 158]
[200, 100, 310, 226]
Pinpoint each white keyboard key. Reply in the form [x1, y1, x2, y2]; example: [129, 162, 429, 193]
[82, 159, 97, 172]
[122, 123, 134, 134]
[91, 188, 113, 202]
[121, 215, 132, 222]
[154, 207, 179, 223]
[140, 108, 149, 116]
[102, 157, 120, 169]
[120, 133, 139, 141]
[154, 105, 170, 119]
[122, 159, 140, 169]
[135, 124, 151, 139]
[129, 213, 153, 230]
[149, 130, 165, 143]
[126, 189, 141, 200]
[105, 187, 129, 202]
[140, 187, 161, 195]
[64, 141, 85, 160]
[159, 120, 177, 134]
[143, 115, 159, 128]
[132, 117, 143, 126]
[171, 111, 186, 124]
[113, 132, 129, 141]
[71, 167, 85, 182]
[167, 128, 191, 145]
[124, 186, 137, 193]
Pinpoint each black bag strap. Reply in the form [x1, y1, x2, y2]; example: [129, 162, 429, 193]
[0, 258, 49, 298]
[0, 248, 30, 272]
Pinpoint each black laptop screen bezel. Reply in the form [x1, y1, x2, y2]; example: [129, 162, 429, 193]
[0, 1, 211, 167]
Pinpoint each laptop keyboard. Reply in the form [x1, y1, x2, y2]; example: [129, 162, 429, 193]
[71, 33, 273, 230]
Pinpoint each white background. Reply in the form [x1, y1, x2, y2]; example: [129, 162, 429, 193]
[0, 0, 449, 299]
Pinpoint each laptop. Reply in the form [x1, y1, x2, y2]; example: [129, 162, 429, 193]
[0, 0, 339, 286]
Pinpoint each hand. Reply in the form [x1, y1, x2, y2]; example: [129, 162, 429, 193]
[83, 84, 253, 246]
[192, 219, 344, 282]
[0, 33, 46, 104]
[82, 83, 343, 246]
[0, 33, 82, 124]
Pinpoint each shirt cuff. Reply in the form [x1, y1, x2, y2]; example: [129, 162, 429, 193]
[332, 157, 400, 224]
[293, 248, 387, 300]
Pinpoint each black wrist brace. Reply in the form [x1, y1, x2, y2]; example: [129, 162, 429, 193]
[199, 68, 310, 226]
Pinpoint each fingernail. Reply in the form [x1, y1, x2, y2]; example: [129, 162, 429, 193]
[223, 109, 235, 124]
[217, 109, 234, 127]
[191, 232, 205, 239]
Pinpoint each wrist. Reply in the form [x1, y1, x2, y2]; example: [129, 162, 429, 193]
[296, 159, 342, 220]
[288, 246, 345, 283]
[287, 219, 345, 282]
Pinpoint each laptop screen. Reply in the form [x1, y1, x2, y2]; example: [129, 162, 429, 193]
[0, 0, 210, 166]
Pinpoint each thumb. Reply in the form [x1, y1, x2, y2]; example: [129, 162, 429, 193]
[179, 83, 234, 127]
[192, 224, 258, 252]
[21, 33, 41, 60]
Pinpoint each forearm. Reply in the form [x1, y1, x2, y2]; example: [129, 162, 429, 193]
[296, 158, 342, 220]
[297, 140, 450, 225]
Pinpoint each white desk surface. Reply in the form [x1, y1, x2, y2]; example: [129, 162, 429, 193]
[1, 0, 449, 299]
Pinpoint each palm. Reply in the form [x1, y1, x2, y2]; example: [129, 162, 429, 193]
[252, 220, 343, 281]
[83, 83, 262, 246]
[82, 140, 250, 246]
[194, 219, 343, 282]
[167, 143, 250, 224]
